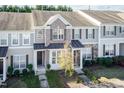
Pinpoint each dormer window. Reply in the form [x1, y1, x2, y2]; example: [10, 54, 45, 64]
[52, 26, 64, 40]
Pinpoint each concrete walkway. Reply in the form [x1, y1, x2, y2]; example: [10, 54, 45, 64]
[36, 67, 49, 88]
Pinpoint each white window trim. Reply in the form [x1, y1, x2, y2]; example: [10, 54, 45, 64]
[22, 34, 30, 46]
[104, 44, 114, 57]
[88, 29, 93, 39]
[51, 50, 62, 64]
[52, 26, 64, 41]
[11, 33, 19, 46]
[74, 29, 80, 39]
[13, 55, 26, 70]
[0, 33, 8, 46]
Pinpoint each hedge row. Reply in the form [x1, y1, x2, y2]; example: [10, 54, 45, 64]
[83, 56, 124, 67]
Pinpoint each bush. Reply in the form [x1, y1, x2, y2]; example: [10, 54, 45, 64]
[83, 60, 92, 67]
[84, 69, 98, 83]
[76, 77, 83, 83]
[112, 56, 124, 66]
[22, 69, 28, 75]
[47, 64, 51, 70]
[14, 70, 20, 77]
[7, 66, 13, 77]
[27, 64, 33, 72]
[96, 57, 113, 67]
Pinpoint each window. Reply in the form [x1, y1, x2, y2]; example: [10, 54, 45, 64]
[105, 26, 115, 35]
[11, 33, 19, 46]
[105, 45, 114, 56]
[37, 30, 44, 39]
[52, 27, 64, 40]
[23, 34, 30, 45]
[52, 51, 61, 64]
[74, 29, 80, 39]
[121, 27, 124, 33]
[0, 33, 8, 46]
[83, 54, 92, 60]
[13, 55, 26, 69]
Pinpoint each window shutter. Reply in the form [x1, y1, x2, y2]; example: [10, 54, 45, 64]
[114, 44, 116, 56]
[26, 55, 29, 67]
[72, 29, 74, 39]
[64, 29, 66, 40]
[50, 29, 52, 40]
[86, 29, 88, 39]
[80, 29, 82, 39]
[11, 56, 13, 67]
[114, 26, 116, 35]
[120, 26, 122, 33]
[103, 44, 105, 56]
[93, 29, 95, 39]
[103, 26, 105, 36]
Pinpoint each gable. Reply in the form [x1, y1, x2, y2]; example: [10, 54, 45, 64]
[45, 14, 71, 27]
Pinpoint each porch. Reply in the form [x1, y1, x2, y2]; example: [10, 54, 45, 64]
[0, 46, 8, 82]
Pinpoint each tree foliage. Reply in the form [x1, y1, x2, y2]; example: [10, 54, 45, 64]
[58, 42, 74, 77]
[0, 5, 73, 13]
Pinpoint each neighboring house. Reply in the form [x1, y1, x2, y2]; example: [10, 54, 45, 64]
[0, 10, 124, 82]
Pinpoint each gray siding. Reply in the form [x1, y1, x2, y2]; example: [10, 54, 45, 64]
[7, 48, 34, 68]
[79, 28, 98, 43]
[35, 29, 45, 43]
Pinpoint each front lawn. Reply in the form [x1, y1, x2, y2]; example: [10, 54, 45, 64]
[85, 65, 124, 79]
[6, 73, 40, 88]
[46, 70, 65, 88]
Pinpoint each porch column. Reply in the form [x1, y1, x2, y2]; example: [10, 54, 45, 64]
[3, 58, 6, 81]
[71, 49, 74, 69]
[80, 49, 83, 69]
[34, 50, 37, 73]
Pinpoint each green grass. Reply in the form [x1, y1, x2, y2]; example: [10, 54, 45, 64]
[85, 65, 124, 79]
[7, 73, 40, 88]
[21, 73, 40, 88]
[46, 70, 65, 88]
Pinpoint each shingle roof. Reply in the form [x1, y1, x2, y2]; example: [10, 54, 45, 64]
[34, 43, 64, 49]
[0, 12, 32, 30]
[32, 10, 96, 27]
[82, 10, 124, 24]
[70, 40, 84, 48]
[0, 47, 8, 57]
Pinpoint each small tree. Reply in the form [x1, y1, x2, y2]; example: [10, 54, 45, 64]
[58, 42, 74, 77]
[7, 66, 13, 77]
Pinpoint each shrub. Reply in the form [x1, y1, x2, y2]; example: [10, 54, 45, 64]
[104, 57, 113, 67]
[83, 60, 92, 67]
[84, 69, 98, 83]
[76, 77, 83, 83]
[14, 70, 20, 77]
[47, 64, 51, 70]
[22, 69, 28, 75]
[27, 64, 33, 72]
[96, 57, 113, 67]
[113, 56, 124, 66]
[7, 66, 13, 77]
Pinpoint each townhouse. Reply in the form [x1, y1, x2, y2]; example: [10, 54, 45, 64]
[0, 10, 124, 82]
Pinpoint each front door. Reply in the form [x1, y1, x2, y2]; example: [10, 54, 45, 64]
[74, 50, 80, 67]
[0, 59, 3, 74]
[37, 51, 45, 66]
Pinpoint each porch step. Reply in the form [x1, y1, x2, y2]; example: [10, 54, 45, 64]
[75, 69, 84, 75]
